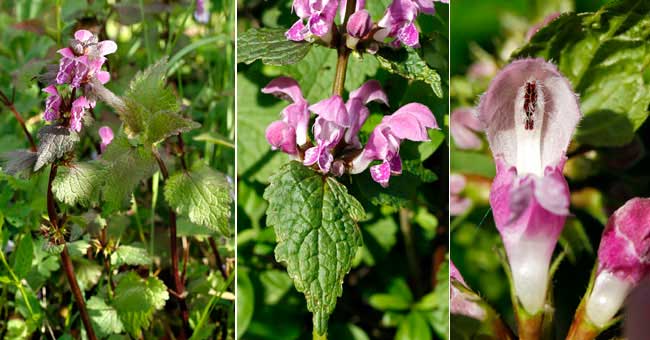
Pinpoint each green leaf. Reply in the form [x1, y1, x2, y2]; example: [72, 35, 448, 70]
[238, 28, 313, 65]
[5, 319, 29, 340]
[12, 233, 33, 279]
[74, 259, 102, 291]
[111, 244, 152, 267]
[368, 294, 411, 311]
[431, 261, 450, 340]
[264, 161, 365, 335]
[67, 239, 91, 258]
[164, 164, 232, 237]
[376, 47, 443, 97]
[396, 311, 432, 340]
[88, 296, 124, 337]
[118, 58, 199, 144]
[512, 0, 650, 147]
[99, 132, 157, 212]
[259, 269, 293, 305]
[193, 132, 235, 149]
[113, 272, 169, 337]
[34, 125, 79, 171]
[52, 162, 102, 206]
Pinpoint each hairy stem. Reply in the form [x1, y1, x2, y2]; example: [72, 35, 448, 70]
[208, 237, 228, 280]
[0, 91, 36, 152]
[313, 331, 328, 340]
[565, 302, 599, 340]
[47, 164, 97, 340]
[331, 0, 355, 96]
[152, 150, 191, 338]
[517, 312, 543, 340]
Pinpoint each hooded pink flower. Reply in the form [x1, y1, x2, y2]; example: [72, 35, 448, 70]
[478, 58, 581, 314]
[43, 85, 62, 121]
[262, 77, 311, 155]
[56, 30, 116, 88]
[305, 80, 389, 173]
[450, 174, 471, 216]
[376, 0, 434, 47]
[584, 198, 650, 328]
[286, 0, 339, 42]
[450, 107, 482, 150]
[450, 260, 486, 320]
[194, 0, 209, 23]
[98, 126, 114, 153]
[70, 96, 91, 132]
[351, 103, 437, 186]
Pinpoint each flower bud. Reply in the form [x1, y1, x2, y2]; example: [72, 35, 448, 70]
[585, 198, 650, 328]
[346, 9, 372, 48]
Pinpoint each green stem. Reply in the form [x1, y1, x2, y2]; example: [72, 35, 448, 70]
[331, 0, 356, 96]
[313, 331, 328, 340]
[0, 247, 34, 316]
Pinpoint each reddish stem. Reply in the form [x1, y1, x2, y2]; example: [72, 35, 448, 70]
[0, 91, 36, 152]
[208, 237, 228, 280]
[48, 165, 97, 340]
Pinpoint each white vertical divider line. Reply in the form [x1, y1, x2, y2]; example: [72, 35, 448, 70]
[233, 0, 239, 336]
[447, 0, 452, 337]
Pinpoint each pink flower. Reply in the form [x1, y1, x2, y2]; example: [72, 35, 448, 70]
[305, 80, 389, 173]
[43, 85, 62, 121]
[56, 30, 116, 88]
[347, 9, 372, 38]
[194, 0, 209, 23]
[450, 261, 485, 320]
[450, 174, 471, 216]
[450, 107, 482, 150]
[262, 77, 310, 155]
[98, 126, 114, 153]
[351, 103, 437, 186]
[376, 0, 434, 47]
[286, 0, 339, 42]
[477, 58, 581, 314]
[70, 96, 91, 132]
[584, 198, 650, 328]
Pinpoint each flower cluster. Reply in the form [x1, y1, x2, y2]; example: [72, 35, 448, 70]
[263, 77, 438, 187]
[42, 29, 117, 132]
[286, 0, 446, 47]
[477, 58, 581, 315]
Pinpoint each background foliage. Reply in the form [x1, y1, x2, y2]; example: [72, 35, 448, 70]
[0, 0, 235, 338]
[450, 0, 650, 339]
[236, 1, 450, 339]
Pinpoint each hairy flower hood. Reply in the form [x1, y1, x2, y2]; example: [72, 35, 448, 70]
[478, 58, 581, 314]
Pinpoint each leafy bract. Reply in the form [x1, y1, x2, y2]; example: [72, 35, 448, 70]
[513, 0, 650, 147]
[238, 28, 313, 66]
[52, 162, 102, 206]
[113, 272, 169, 337]
[376, 47, 443, 98]
[164, 164, 232, 237]
[34, 125, 79, 171]
[99, 132, 157, 212]
[264, 161, 365, 335]
[117, 58, 199, 145]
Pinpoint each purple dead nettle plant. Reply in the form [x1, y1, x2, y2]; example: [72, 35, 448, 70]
[583, 198, 650, 329]
[450, 173, 471, 216]
[44, 29, 116, 132]
[450, 107, 482, 150]
[263, 78, 438, 187]
[450, 260, 486, 320]
[477, 58, 581, 315]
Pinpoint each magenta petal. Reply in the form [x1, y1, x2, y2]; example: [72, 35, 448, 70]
[292, 0, 312, 18]
[349, 80, 389, 106]
[74, 29, 94, 42]
[450, 260, 486, 320]
[415, 0, 435, 14]
[97, 40, 118, 56]
[98, 126, 114, 153]
[388, 154, 402, 174]
[286, 20, 308, 41]
[347, 9, 372, 38]
[370, 161, 391, 187]
[317, 148, 333, 173]
[43, 85, 61, 121]
[450, 107, 483, 150]
[303, 146, 320, 166]
[383, 103, 437, 141]
[490, 157, 569, 314]
[309, 95, 350, 127]
[266, 121, 298, 155]
[96, 71, 111, 84]
[397, 22, 419, 47]
[598, 198, 650, 284]
[262, 77, 305, 104]
[57, 48, 75, 58]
